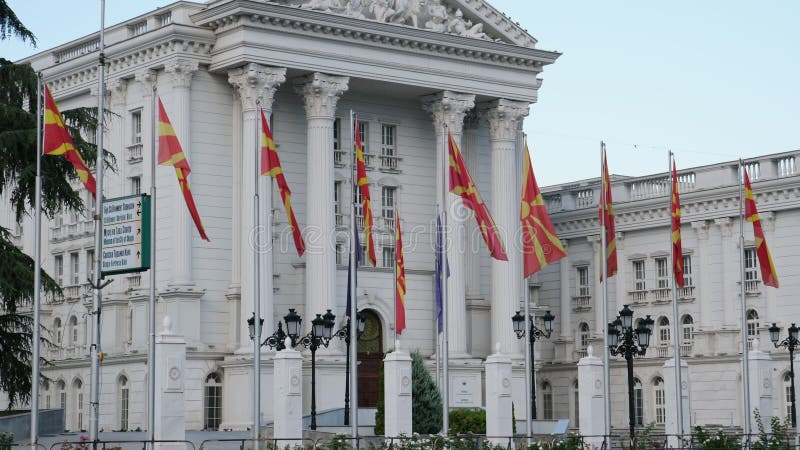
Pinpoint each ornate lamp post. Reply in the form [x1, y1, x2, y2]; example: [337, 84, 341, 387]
[607, 305, 653, 448]
[769, 322, 800, 427]
[512, 310, 555, 420]
[332, 311, 366, 425]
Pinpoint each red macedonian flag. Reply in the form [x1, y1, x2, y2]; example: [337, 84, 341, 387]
[355, 117, 377, 266]
[260, 110, 305, 256]
[599, 145, 617, 279]
[158, 98, 209, 241]
[43, 85, 97, 196]
[521, 147, 566, 277]
[744, 170, 779, 288]
[394, 211, 406, 335]
[448, 131, 508, 261]
[671, 160, 685, 288]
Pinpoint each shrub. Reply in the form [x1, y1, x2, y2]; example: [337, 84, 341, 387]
[449, 408, 486, 435]
[0, 431, 12, 450]
[693, 425, 741, 449]
[411, 351, 442, 434]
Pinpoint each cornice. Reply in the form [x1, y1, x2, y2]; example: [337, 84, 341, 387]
[191, 1, 558, 72]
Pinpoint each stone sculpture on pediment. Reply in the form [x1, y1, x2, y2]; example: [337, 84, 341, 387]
[388, 0, 421, 27]
[300, 0, 344, 13]
[369, 0, 396, 23]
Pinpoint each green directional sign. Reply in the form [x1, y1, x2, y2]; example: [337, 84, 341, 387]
[101, 194, 151, 276]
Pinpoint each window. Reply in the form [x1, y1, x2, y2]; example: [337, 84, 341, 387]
[57, 380, 67, 416]
[119, 375, 129, 431]
[132, 21, 147, 36]
[382, 245, 395, 269]
[381, 124, 398, 171]
[572, 380, 580, 428]
[655, 257, 669, 289]
[747, 309, 759, 338]
[334, 181, 343, 226]
[53, 318, 63, 345]
[541, 382, 553, 420]
[784, 373, 793, 422]
[69, 316, 79, 346]
[633, 260, 646, 291]
[70, 252, 80, 285]
[633, 379, 644, 426]
[382, 187, 396, 227]
[353, 186, 364, 227]
[358, 121, 368, 155]
[658, 317, 670, 345]
[131, 110, 142, 144]
[204, 373, 223, 430]
[744, 248, 759, 291]
[42, 381, 51, 409]
[682, 315, 694, 344]
[654, 378, 665, 425]
[682, 255, 693, 286]
[74, 379, 84, 431]
[54, 255, 64, 286]
[578, 322, 590, 350]
[87, 250, 95, 281]
[333, 118, 341, 151]
[335, 242, 345, 266]
[130, 176, 141, 195]
[577, 266, 590, 297]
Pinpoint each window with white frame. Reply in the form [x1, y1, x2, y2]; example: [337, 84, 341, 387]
[634, 379, 644, 425]
[541, 382, 554, 420]
[633, 260, 646, 291]
[682, 255, 693, 286]
[130, 176, 141, 195]
[572, 380, 580, 427]
[747, 309, 759, 338]
[334, 181, 343, 226]
[655, 257, 669, 289]
[87, 249, 95, 281]
[358, 121, 369, 155]
[577, 266, 590, 297]
[382, 245, 395, 269]
[381, 124, 398, 170]
[744, 248, 759, 289]
[578, 322, 590, 350]
[70, 252, 80, 285]
[131, 110, 142, 144]
[658, 317, 670, 345]
[335, 242, 344, 266]
[74, 379, 84, 431]
[204, 373, 223, 430]
[784, 373, 793, 422]
[69, 316, 78, 346]
[382, 186, 396, 227]
[119, 375, 129, 431]
[654, 377, 665, 424]
[54, 254, 64, 286]
[57, 380, 66, 413]
[333, 118, 341, 151]
[53, 318, 62, 345]
[41, 381, 50, 410]
[682, 315, 694, 343]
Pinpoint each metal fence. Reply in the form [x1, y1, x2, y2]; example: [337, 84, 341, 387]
[47, 440, 196, 450]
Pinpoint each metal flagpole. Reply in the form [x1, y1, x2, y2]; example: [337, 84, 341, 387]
[441, 124, 450, 435]
[522, 132, 533, 440]
[739, 159, 752, 437]
[394, 206, 398, 350]
[253, 103, 262, 450]
[349, 110, 359, 438]
[146, 83, 158, 449]
[30, 72, 44, 450]
[669, 151, 685, 441]
[600, 142, 611, 444]
[89, 1, 108, 444]
[435, 205, 441, 390]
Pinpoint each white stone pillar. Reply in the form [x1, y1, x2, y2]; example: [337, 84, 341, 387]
[295, 73, 349, 327]
[383, 350, 413, 437]
[484, 99, 530, 356]
[421, 91, 476, 357]
[715, 218, 736, 328]
[663, 357, 691, 447]
[154, 317, 186, 450]
[559, 239, 571, 339]
[748, 338, 774, 432]
[227, 93, 243, 349]
[692, 221, 710, 329]
[228, 63, 287, 349]
[274, 343, 303, 447]
[613, 232, 625, 317]
[578, 346, 607, 449]
[462, 114, 482, 302]
[485, 348, 514, 444]
[590, 236, 604, 335]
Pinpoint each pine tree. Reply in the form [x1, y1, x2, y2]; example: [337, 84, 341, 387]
[411, 351, 442, 434]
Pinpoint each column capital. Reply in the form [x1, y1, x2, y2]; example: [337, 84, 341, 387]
[420, 91, 476, 135]
[691, 220, 709, 240]
[293, 72, 350, 119]
[228, 63, 287, 111]
[134, 68, 158, 90]
[714, 217, 733, 237]
[482, 99, 530, 142]
[761, 211, 776, 232]
[105, 78, 128, 104]
[164, 59, 200, 89]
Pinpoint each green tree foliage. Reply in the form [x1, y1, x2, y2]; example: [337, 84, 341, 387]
[0, 0, 35, 44]
[411, 351, 442, 434]
[448, 408, 485, 435]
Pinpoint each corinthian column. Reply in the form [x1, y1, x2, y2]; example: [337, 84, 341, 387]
[421, 91, 476, 358]
[295, 73, 349, 329]
[229, 63, 287, 350]
[484, 99, 530, 355]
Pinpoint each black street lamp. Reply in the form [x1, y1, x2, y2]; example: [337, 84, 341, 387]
[607, 305, 653, 448]
[769, 322, 800, 427]
[331, 311, 366, 426]
[512, 310, 555, 420]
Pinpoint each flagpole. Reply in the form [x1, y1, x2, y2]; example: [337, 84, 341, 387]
[89, 1, 107, 444]
[30, 72, 44, 450]
[394, 207, 398, 350]
[522, 132, 533, 440]
[434, 205, 441, 390]
[739, 159, 752, 437]
[441, 123, 450, 436]
[669, 151, 685, 441]
[146, 82, 157, 450]
[253, 103, 262, 450]
[600, 142, 611, 444]
[349, 110, 359, 438]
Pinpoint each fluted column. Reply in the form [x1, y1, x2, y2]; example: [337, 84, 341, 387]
[715, 218, 735, 328]
[462, 113, 482, 301]
[613, 232, 625, 321]
[295, 73, 349, 328]
[229, 63, 287, 350]
[589, 236, 603, 334]
[484, 99, 529, 355]
[421, 91, 476, 358]
[692, 221, 710, 329]
[559, 239, 571, 339]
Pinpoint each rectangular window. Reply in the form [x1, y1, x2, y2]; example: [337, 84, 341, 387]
[543, 391, 554, 420]
[682, 322, 694, 343]
[353, 186, 364, 228]
[380, 124, 398, 171]
[382, 186, 396, 228]
[656, 257, 669, 289]
[70, 252, 80, 285]
[130, 176, 141, 195]
[205, 384, 222, 430]
[634, 387, 644, 425]
[682, 255, 693, 286]
[382, 245, 395, 269]
[77, 392, 84, 430]
[336, 242, 344, 266]
[655, 387, 665, 424]
[86, 250, 95, 281]
[333, 118, 341, 151]
[633, 260, 646, 291]
[577, 266, 590, 297]
[54, 255, 64, 286]
[131, 110, 142, 144]
[358, 121, 368, 155]
[132, 21, 147, 36]
[334, 181, 343, 227]
[745, 248, 758, 280]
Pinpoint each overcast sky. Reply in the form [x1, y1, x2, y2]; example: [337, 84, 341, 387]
[4, 1, 798, 186]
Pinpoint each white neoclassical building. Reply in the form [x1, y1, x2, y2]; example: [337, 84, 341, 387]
[4, 0, 800, 436]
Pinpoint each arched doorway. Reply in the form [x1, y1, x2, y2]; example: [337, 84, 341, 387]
[357, 309, 383, 407]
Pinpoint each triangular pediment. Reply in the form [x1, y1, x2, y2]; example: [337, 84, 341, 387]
[260, 0, 537, 47]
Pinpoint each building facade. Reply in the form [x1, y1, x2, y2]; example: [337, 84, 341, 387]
[5, 0, 799, 435]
